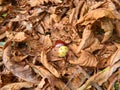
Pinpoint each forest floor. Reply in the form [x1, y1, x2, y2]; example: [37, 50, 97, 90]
[0, 0, 120, 90]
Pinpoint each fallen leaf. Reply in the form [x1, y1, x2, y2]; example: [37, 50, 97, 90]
[77, 8, 115, 25]
[77, 25, 95, 53]
[77, 60, 120, 90]
[3, 44, 39, 83]
[85, 38, 103, 53]
[6, 32, 27, 42]
[40, 50, 60, 77]
[28, 0, 62, 7]
[101, 18, 114, 43]
[109, 43, 120, 65]
[29, 64, 70, 90]
[0, 82, 33, 90]
[115, 20, 120, 37]
[11, 55, 28, 62]
[69, 50, 98, 67]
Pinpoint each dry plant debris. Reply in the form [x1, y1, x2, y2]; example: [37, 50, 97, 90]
[0, 0, 120, 90]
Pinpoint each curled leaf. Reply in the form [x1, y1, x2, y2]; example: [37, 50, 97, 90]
[77, 25, 95, 53]
[85, 38, 103, 53]
[3, 44, 39, 83]
[109, 43, 120, 65]
[101, 18, 114, 43]
[77, 60, 120, 90]
[41, 51, 60, 77]
[77, 8, 115, 25]
[29, 64, 70, 90]
[69, 50, 98, 67]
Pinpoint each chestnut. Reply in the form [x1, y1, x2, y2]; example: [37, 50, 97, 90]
[54, 40, 68, 57]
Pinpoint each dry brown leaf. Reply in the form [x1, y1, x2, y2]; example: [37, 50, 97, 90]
[3, 44, 39, 83]
[0, 82, 33, 90]
[29, 64, 70, 90]
[69, 8, 76, 24]
[0, 33, 6, 40]
[6, 32, 27, 42]
[13, 32, 27, 42]
[101, 18, 114, 43]
[85, 38, 103, 53]
[109, 43, 120, 65]
[107, 0, 120, 20]
[40, 35, 52, 48]
[77, 8, 115, 25]
[77, 25, 95, 53]
[69, 0, 84, 24]
[77, 60, 120, 90]
[35, 78, 46, 90]
[107, 72, 118, 90]
[11, 55, 28, 62]
[79, 1, 88, 18]
[115, 20, 120, 37]
[69, 50, 98, 67]
[28, 0, 62, 7]
[89, 1, 106, 10]
[40, 51, 60, 78]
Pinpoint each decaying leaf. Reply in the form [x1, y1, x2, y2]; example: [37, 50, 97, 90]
[77, 25, 95, 53]
[40, 51, 60, 78]
[1, 0, 120, 89]
[85, 38, 103, 53]
[28, 0, 62, 7]
[3, 44, 39, 83]
[77, 61, 120, 90]
[109, 43, 120, 65]
[29, 64, 70, 90]
[6, 32, 27, 42]
[69, 50, 98, 67]
[77, 8, 115, 25]
[115, 20, 120, 37]
[0, 82, 33, 90]
[11, 55, 28, 62]
[101, 18, 114, 43]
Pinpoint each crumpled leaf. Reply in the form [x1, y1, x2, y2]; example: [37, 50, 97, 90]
[77, 25, 95, 53]
[3, 44, 39, 83]
[29, 64, 70, 90]
[89, 1, 106, 10]
[77, 61, 120, 90]
[40, 50, 60, 77]
[109, 43, 120, 65]
[11, 55, 28, 62]
[85, 38, 103, 53]
[107, 0, 120, 20]
[40, 35, 52, 48]
[101, 18, 114, 43]
[0, 82, 33, 90]
[77, 8, 115, 25]
[35, 78, 46, 89]
[69, 50, 98, 67]
[6, 32, 27, 42]
[28, 0, 62, 7]
[69, 0, 84, 24]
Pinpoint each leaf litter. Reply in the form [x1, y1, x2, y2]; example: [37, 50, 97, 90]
[0, 0, 120, 90]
